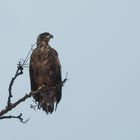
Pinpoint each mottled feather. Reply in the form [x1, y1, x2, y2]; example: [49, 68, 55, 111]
[29, 32, 62, 113]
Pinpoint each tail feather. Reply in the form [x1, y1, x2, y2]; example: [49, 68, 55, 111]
[35, 90, 57, 114]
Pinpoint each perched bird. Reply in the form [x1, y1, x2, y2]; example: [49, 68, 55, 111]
[29, 32, 62, 114]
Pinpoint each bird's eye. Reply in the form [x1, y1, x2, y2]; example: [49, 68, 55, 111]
[46, 35, 50, 39]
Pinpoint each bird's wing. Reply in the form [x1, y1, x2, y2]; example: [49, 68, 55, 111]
[29, 49, 39, 91]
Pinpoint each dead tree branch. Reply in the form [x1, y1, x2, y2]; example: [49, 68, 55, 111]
[7, 62, 23, 107]
[0, 43, 67, 123]
[0, 113, 29, 123]
[7, 43, 36, 107]
[0, 77, 67, 120]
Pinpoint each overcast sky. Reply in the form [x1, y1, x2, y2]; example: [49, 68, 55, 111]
[0, 0, 140, 140]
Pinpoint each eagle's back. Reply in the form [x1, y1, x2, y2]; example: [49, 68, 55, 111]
[29, 46, 62, 113]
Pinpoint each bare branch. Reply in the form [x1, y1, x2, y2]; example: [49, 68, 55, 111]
[7, 43, 36, 109]
[1, 43, 67, 123]
[7, 62, 23, 107]
[0, 77, 67, 119]
[0, 113, 29, 124]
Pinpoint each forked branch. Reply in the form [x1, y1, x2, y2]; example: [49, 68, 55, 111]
[0, 43, 67, 123]
[0, 77, 67, 117]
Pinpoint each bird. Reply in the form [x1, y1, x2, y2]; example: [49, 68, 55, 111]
[29, 32, 62, 114]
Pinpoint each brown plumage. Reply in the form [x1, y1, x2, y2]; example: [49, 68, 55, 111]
[29, 32, 62, 114]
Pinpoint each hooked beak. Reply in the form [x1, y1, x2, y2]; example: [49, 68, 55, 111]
[50, 34, 53, 38]
[46, 34, 53, 39]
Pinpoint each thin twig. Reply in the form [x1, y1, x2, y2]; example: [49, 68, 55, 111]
[0, 113, 29, 123]
[22, 43, 36, 66]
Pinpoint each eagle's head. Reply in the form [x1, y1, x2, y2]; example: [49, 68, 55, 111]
[37, 32, 53, 45]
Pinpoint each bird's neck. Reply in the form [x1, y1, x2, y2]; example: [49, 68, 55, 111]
[37, 41, 51, 48]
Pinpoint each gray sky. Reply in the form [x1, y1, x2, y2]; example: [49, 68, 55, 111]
[0, 0, 140, 140]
